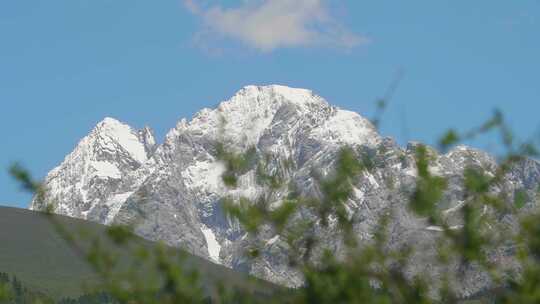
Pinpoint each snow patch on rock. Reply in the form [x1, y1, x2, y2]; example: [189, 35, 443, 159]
[97, 117, 149, 163]
[311, 109, 379, 146]
[201, 225, 221, 264]
[105, 192, 134, 224]
[182, 160, 226, 193]
[266, 235, 280, 246]
[90, 161, 122, 179]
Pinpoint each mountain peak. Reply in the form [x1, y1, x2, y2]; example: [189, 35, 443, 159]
[31, 116, 157, 220]
[33, 86, 540, 292]
[91, 117, 149, 164]
[238, 85, 318, 105]
[99, 116, 123, 125]
[226, 85, 329, 111]
[167, 85, 379, 149]
[94, 117, 134, 137]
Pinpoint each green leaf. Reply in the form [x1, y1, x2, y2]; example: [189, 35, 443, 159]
[438, 129, 460, 151]
[464, 167, 491, 194]
[107, 225, 134, 245]
[514, 190, 528, 210]
[269, 200, 298, 232]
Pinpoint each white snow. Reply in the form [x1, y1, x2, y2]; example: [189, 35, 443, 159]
[171, 85, 380, 158]
[236, 85, 316, 106]
[177, 85, 377, 150]
[353, 187, 365, 201]
[428, 164, 444, 176]
[180, 86, 301, 147]
[425, 225, 463, 232]
[404, 167, 418, 177]
[140, 126, 156, 148]
[365, 173, 380, 188]
[266, 235, 280, 246]
[265, 85, 315, 104]
[425, 226, 444, 232]
[226, 171, 262, 201]
[310, 109, 379, 146]
[90, 161, 122, 179]
[442, 200, 465, 215]
[33, 117, 152, 215]
[104, 192, 134, 224]
[201, 225, 221, 264]
[481, 205, 488, 216]
[98, 117, 148, 163]
[182, 160, 226, 193]
[447, 145, 471, 157]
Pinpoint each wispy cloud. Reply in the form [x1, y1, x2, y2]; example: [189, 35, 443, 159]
[184, 0, 367, 52]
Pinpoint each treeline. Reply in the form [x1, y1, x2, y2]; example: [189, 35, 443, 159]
[0, 272, 115, 304]
[0, 272, 51, 304]
[57, 293, 116, 304]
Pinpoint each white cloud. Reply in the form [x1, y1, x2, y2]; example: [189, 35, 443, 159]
[184, 0, 367, 52]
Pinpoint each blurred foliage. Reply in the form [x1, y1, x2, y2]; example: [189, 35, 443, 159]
[0, 271, 108, 304]
[212, 108, 540, 303]
[0, 272, 50, 304]
[215, 143, 257, 188]
[7, 104, 540, 303]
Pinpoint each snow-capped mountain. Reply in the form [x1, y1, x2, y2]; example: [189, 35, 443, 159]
[31, 85, 540, 295]
[32, 117, 156, 223]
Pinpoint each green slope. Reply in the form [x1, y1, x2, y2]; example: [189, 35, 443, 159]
[0, 206, 275, 300]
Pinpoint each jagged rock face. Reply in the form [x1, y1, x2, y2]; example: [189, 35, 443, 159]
[33, 117, 155, 224]
[31, 85, 540, 294]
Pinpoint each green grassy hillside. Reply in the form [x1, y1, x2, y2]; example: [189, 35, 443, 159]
[0, 206, 275, 300]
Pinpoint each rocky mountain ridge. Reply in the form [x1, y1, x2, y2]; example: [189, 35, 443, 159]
[31, 85, 540, 294]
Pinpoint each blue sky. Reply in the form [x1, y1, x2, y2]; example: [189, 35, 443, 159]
[1, 1, 539, 207]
